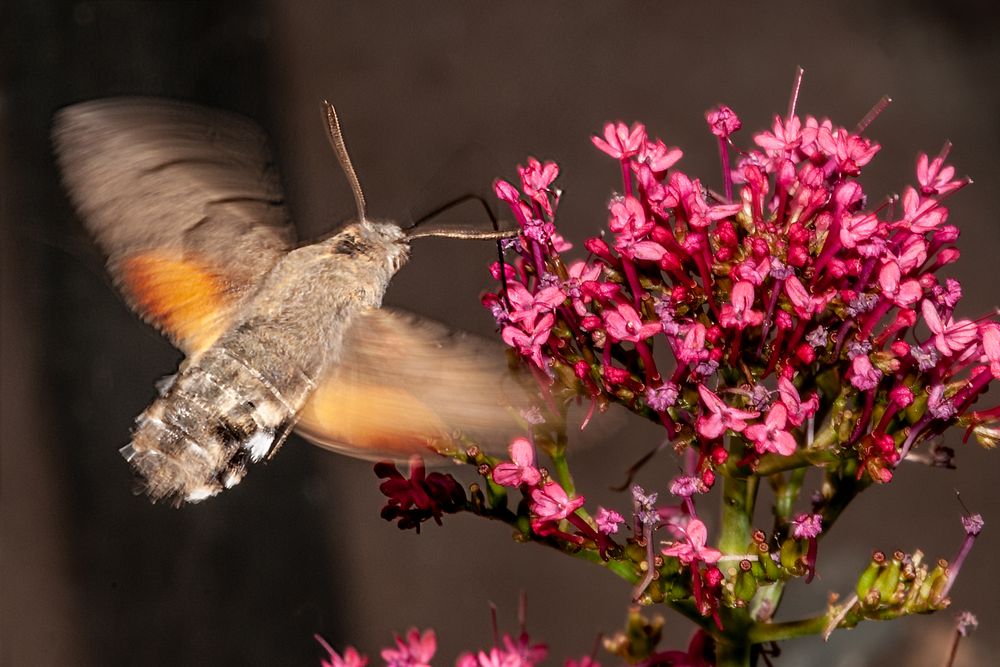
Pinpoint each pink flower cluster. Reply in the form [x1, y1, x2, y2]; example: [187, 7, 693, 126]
[488, 102, 998, 487]
[316, 617, 558, 667]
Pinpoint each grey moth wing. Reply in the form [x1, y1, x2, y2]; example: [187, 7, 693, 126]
[52, 97, 296, 353]
[297, 308, 528, 460]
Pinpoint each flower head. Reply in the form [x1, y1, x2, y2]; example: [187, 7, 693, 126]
[492, 438, 542, 487]
[381, 628, 436, 667]
[662, 518, 722, 566]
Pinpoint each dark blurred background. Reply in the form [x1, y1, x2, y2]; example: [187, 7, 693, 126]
[2, 2, 999, 665]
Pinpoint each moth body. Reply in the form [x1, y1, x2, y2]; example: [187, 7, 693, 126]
[125, 221, 411, 502]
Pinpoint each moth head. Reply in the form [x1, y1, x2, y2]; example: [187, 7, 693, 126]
[331, 220, 410, 274]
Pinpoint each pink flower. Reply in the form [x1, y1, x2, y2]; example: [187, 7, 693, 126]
[661, 518, 722, 566]
[456, 648, 516, 667]
[506, 281, 566, 325]
[502, 313, 554, 369]
[899, 187, 947, 233]
[784, 276, 831, 318]
[592, 121, 646, 159]
[791, 513, 823, 539]
[502, 631, 549, 667]
[381, 628, 436, 667]
[669, 475, 702, 498]
[817, 129, 880, 175]
[673, 172, 741, 228]
[839, 211, 880, 249]
[674, 322, 708, 364]
[608, 195, 653, 237]
[518, 157, 560, 217]
[850, 354, 882, 391]
[696, 384, 760, 439]
[706, 104, 742, 138]
[777, 377, 819, 427]
[922, 300, 977, 356]
[531, 482, 585, 525]
[744, 403, 797, 456]
[595, 507, 625, 534]
[637, 137, 682, 173]
[754, 115, 803, 156]
[719, 281, 764, 329]
[494, 179, 521, 204]
[492, 437, 542, 487]
[518, 157, 559, 197]
[917, 149, 962, 196]
[981, 323, 1000, 379]
[316, 636, 368, 667]
[615, 235, 669, 262]
[602, 303, 662, 343]
[878, 261, 922, 307]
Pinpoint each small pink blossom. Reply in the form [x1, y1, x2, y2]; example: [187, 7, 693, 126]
[777, 377, 819, 427]
[608, 195, 654, 237]
[602, 303, 662, 343]
[981, 323, 1000, 379]
[615, 235, 668, 262]
[317, 636, 368, 667]
[817, 128, 880, 175]
[839, 211, 880, 249]
[661, 518, 722, 566]
[922, 300, 978, 356]
[706, 104, 742, 138]
[669, 475, 702, 498]
[637, 137, 683, 173]
[754, 115, 802, 156]
[744, 403, 797, 456]
[456, 648, 516, 667]
[381, 628, 436, 667]
[506, 281, 566, 325]
[518, 157, 559, 198]
[850, 354, 882, 391]
[917, 149, 962, 196]
[784, 276, 831, 318]
[696, 384, 760, 439]
[492, 438, 542, 487]
[501, 631, 549, 667]
[494, 179, 521, 204]
[592, 121, 646, 159]
[595, 507, 625, 534]
[878, 261, 922, 307]
[791, 513, 823, 539]
[719, 281, 764, 329]
[502, 313, 554, 369]
[899, 187, 947, 233]
[531, 481, 585, 523]
[674, 322, 708, 364]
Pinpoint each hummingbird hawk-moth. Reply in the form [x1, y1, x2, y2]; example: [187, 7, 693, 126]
[53, 97, 521, 505]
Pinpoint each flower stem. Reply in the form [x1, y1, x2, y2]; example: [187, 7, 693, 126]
[720, 442, 752, 555]
[714, 638, 752, 667]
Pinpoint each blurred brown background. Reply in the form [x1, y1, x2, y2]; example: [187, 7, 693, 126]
[2, 2, 999, 665]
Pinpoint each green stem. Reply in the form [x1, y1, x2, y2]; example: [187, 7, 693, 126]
[720, 443, 752, 554]
[774, 467, 806, 524]
[755, 446, 838, 475]
[714, 637, 752, 667]
[746, 613, 831, 643]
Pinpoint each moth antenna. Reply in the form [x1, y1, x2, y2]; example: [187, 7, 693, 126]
[322, 100, 367, 222]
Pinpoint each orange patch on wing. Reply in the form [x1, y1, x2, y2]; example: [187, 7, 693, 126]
[121, 253, 229, 351]
[298, 379, 452, 458]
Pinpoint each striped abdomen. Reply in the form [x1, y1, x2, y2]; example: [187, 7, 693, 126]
[123, 341, 317, 504]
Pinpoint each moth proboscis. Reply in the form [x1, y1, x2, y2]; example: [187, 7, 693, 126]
[52, 97, 526, 505]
